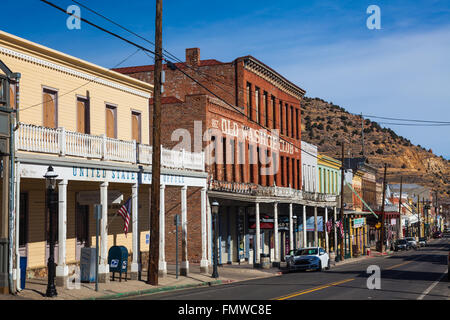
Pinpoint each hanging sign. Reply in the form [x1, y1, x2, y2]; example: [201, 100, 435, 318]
[353, 218, 366, 228]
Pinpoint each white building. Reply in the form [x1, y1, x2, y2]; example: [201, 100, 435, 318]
[301, 141, 317, 193]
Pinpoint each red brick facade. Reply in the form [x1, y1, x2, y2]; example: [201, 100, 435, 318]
[115, 49, 306, 265]
[115, 48, 306, 190]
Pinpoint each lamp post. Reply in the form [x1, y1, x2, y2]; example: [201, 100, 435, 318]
[211, 200, 219, 278]
[44, 166, 58, 297]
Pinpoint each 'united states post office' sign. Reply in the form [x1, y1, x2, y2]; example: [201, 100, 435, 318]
[20, 163, 206, 187]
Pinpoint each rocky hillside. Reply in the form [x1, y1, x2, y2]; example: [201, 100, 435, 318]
[300, 97, 450, 198]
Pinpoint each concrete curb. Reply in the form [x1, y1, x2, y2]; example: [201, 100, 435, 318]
[84, 279, 228, 300]
[83, 268, 285, 300]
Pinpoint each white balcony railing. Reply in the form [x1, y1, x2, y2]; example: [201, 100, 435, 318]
[15, 123, 205, 172]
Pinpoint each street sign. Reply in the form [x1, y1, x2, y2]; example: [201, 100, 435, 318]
[174, 214, 180, 226]
[353, 218, 366, 228]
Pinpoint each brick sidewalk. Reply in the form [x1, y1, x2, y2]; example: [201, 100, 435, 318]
[7, 263, 281, 300]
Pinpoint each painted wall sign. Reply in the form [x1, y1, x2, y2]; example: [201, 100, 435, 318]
[20, 163, 206, 187]
[215, 117, 297, 155]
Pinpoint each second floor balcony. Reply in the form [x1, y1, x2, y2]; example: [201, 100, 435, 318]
[15, 123, 205, 172]
[209, 179, 338, 203]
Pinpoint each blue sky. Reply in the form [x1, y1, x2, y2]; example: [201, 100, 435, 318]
[1, 0, 449, 158]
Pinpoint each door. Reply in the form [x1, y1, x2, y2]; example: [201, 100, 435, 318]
[319, 247, 327, 267]
[43, 89, 57, 128]
[131, 111, 141, 143]
[77, 98, 90, 134]
[106, 105, 116, 138]
[75, 202, 90, 261]
[19, 193, 28, 257]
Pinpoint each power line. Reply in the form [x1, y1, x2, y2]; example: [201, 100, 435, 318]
[360, 114, 450, 124]
[39, 0, 373, 170]
[62, 1, 366, 169]
[378, 122, 450, 127]
[40, 0, 157, 56]
[19, 48, 142, 112]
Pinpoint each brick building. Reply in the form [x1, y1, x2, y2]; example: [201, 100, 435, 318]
[115, 48, 338, 269]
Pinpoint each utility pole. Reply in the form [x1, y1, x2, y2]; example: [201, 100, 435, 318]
[380, 163, 387, 253]
[148, 0, 163, 286]
[422, 198, 425, 238]
[339, 142, 345, 261]
[434, 191, 438, 232]
[361, 113, 364, 157]
[398, 176, 403, 239]
[416, 195, 420, 238]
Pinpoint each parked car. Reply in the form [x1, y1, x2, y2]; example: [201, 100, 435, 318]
[418, 237, 427, 247]
[393, 239, 410, 251]
[405, 237, 418, 249]
[286, 247, 330, 272]
[433, 231, 443, 239]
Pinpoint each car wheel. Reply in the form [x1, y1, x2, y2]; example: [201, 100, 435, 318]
[318, 261, 322, 272]
[326, 259, 330, 270]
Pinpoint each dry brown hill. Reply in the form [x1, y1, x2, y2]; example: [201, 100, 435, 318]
[301, 97, 450, 199]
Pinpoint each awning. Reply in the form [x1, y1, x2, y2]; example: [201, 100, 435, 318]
[249, 222, 274, 229]
[403, 215, 418, 225]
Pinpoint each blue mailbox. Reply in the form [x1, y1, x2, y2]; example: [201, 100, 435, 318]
[108, 246, 128, 282]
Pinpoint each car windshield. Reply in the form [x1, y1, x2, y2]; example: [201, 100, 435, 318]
[295, 249, 318, 256]
[397, 240, 407, 244]
[419, 237, 425, 241]
[406, 238, 414, 241]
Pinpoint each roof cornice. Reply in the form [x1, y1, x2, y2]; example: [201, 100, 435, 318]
[0, 30, 153, 98]
[241, 56, 306, 100]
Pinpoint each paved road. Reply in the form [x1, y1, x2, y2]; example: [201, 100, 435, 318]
[125, 237, 449, 300]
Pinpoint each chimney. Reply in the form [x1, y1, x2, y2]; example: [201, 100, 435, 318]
[186, 48, 200, 67]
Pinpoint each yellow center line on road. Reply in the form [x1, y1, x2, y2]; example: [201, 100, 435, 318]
[272, 278, 355, 300]
[384, 260, 413, 270]
[384, 253, 427, 270]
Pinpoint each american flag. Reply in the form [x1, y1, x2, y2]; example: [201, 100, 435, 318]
[117, 197, 132, 236]
[336, 220, 344, 238]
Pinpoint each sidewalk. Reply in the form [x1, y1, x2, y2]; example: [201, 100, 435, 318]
[3, 249, 401, 300]
[10, 263, 282, 300]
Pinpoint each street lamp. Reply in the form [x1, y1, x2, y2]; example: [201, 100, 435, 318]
[211, 200, 219, 279]
[44, 166, 58, 297]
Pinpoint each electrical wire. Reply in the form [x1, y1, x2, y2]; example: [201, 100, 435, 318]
[19, 48, 142, 112]
[40, 0, 443, 171]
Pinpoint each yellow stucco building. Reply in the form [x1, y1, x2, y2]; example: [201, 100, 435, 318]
[0, 30, 207, 291]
